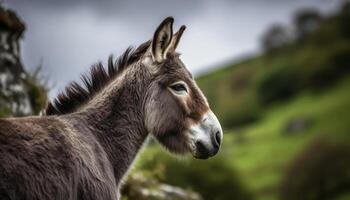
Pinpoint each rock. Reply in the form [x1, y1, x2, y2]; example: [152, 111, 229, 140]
[0, 5, 46, 117]
[284, 117, 312, 135]
[122, 172, 202, 200]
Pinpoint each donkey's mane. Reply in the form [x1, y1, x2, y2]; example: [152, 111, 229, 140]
[43, 41, 151, 116]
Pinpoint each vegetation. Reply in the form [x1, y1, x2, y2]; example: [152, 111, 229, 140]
[135, 3, 350, 200]
[26, 66, 49, 114]
[280, 137, 350, 200]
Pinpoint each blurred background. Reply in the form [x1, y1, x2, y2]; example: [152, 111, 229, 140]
[1, 0, 350, 200]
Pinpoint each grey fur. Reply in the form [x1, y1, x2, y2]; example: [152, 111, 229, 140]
[0, 17, 211, 200]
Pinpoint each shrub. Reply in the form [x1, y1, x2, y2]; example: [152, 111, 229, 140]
[261, 24, 291, 52]
[257, 66, 301, 105]
[339, 1, 350, 38]
[293, 8, 323, 40]
[296, 43, 350, 90]
[25, 77, 48, 115]
[138, 148, 253, 200]
[279, 137, 350, 200]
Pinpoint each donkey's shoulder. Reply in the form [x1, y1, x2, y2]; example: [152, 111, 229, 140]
[0, 116, 79, 175]
[0, 116, 69, 149]
[0, 116, 82, 200]
[0, 116, 65, 135]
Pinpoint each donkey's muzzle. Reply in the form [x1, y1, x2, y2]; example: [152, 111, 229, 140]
[191, 110, 223, 159]
[194, 136, 220, 159]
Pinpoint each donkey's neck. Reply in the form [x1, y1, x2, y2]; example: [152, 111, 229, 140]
[66, 63, 151, 184]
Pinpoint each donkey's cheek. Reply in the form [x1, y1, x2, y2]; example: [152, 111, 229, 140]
[153, 112, 184, 137]
[157, 131, 190, 154]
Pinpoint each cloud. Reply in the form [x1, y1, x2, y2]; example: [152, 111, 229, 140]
[4, 0, 342, 98]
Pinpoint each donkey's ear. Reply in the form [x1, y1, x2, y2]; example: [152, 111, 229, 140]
[168, 25, 186, 53]
[152, 17, 174, 63]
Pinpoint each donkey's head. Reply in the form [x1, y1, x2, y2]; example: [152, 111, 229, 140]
[143, 17, 223, 159]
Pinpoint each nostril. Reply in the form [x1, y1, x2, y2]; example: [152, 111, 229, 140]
[215, 131, 221, 146]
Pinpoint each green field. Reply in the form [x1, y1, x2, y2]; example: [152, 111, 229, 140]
[134, 7, 350, 200]
[228, 77, 350, 200]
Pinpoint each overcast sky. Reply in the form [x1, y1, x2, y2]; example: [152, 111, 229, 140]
[5, 0, 342, 98]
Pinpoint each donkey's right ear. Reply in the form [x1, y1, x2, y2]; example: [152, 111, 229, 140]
[151, 17, 174, 63]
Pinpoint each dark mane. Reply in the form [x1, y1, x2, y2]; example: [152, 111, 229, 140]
[43, 41, 151, 116]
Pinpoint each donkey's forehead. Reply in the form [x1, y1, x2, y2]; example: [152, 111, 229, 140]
[160, 54, 193, 79]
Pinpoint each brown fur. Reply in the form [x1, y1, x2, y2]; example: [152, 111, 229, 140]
[0, 17, 210, 200]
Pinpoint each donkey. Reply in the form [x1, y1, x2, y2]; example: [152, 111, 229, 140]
[0, 17, 223, 200]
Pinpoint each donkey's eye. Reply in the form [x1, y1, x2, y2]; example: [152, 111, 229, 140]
[169, 82, 188, 95]
[171, 84, 187, 92]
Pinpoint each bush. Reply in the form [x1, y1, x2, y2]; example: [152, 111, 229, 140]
[257, 66, 301, 105]
[294, 8, 322, 40]
[25, 77, 48, 115]
[25, 65, 49, 115]
[296, 43, 350, 90]
[261, 24, 291, 52]
[339, 1, 350, 38]
[0, 102, 11, 117]
[279, 137, 350, 200]
[138, 148, 253, 200]
[328, 44, 350, 75]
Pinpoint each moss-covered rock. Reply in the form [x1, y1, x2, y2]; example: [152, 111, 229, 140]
[122, 172, 202, 200]
[0, 5, 47, 117]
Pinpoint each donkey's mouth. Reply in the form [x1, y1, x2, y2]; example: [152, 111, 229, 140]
[192, 140, 220, 160]
[194, 141, 211, 159]
[194, 154, 210, 160]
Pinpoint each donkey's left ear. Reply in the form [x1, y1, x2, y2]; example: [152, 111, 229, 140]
[152, 17, 174, 63]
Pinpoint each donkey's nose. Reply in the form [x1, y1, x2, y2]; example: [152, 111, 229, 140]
[192, 110, 223, 159]
[214, 130, 222, 148]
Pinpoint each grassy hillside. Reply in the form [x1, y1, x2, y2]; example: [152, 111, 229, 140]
[136, 4, 350, 200]
[227, 77, 350, 200]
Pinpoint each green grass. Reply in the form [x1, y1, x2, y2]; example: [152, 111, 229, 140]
[226, 77, 350, 200]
